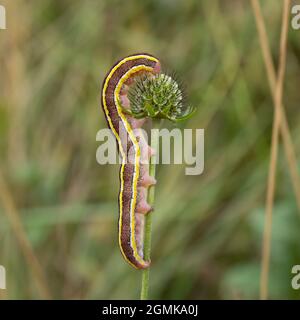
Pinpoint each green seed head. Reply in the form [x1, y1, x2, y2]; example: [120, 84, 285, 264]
[125, 74, 195, 122]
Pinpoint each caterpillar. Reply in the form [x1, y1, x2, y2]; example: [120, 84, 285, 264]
[101, 54, 161, 269]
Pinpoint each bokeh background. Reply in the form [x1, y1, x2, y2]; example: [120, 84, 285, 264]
[0, 0, 300, 299]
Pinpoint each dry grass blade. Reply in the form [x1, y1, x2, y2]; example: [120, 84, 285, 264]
[253, 0, 291, 300]
[0, 169, 51, 299]
[251, 0, 300, 212]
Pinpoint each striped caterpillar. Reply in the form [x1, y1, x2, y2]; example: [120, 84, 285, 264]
[101, 54, 161, 269]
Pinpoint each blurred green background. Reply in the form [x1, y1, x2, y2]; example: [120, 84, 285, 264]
[0, 0, 300, 299]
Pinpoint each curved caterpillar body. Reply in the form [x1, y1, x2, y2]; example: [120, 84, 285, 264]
[101, 54, 160, 269]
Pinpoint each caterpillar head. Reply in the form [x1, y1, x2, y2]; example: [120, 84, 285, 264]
[122, 74, 195, 122]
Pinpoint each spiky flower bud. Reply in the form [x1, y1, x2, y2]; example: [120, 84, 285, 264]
[125, 74, 195, 122]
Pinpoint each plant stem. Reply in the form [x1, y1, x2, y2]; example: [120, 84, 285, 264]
[140, 125, 159, 300]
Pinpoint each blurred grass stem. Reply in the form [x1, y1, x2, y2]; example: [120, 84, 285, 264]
[140, 121, 160, 300]
[255, 0, 290, 300]
[0, 169, 51, 299]
[251, 0, 300, 213]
